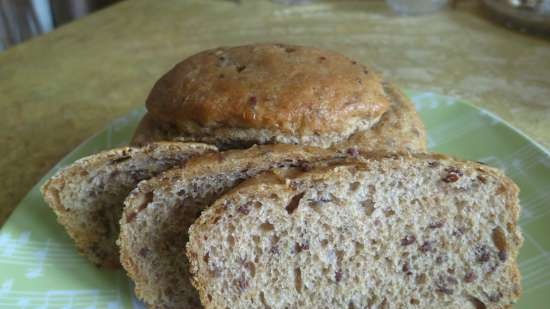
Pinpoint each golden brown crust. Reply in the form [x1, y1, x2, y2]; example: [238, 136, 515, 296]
[146, 43, 389, 138]
[131, 83, 427, 152]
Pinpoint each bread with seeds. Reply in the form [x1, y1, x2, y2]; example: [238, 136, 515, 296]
[41, 142, 216, 267]
[187, 154, 522, 309]
[119, 144, 346, 309]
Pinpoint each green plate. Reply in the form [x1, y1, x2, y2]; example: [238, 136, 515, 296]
[0, 92, 548, 309]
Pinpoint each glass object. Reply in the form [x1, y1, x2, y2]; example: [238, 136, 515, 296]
[386, 0, 448, 15]
[481, 0, 550, 35]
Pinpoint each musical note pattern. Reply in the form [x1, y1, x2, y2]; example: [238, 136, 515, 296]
[0, 93, 548, 308]
[0, 231, 128, 308]
[0, 232, 89, 273]
[0, 286, 122, 309]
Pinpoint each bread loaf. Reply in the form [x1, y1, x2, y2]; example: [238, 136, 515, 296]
[131, 44, 426, 152]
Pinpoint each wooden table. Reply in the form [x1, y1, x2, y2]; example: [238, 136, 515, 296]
[1, 0, 549, 225]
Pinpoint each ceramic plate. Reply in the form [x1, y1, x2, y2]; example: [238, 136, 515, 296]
[0, 92, 548, 309]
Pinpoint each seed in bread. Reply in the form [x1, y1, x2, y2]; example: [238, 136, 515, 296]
[41, 142, 216, 267]
[119, 144, 346, 309]
[187, 154, 522, 309]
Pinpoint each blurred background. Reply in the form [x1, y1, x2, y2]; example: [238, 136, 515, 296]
[1, 0, 549, 51]
[0, 0, 120, 50]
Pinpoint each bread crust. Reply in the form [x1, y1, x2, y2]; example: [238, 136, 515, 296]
[132, 82, 426, 152]
[337, 83, 427, 153]
[144, 43, 391, 147]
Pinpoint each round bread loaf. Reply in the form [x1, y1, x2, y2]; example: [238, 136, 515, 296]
[132, 83, 427, 153]
[144, 43, 392, 148]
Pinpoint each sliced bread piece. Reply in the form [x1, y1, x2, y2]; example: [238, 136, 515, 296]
[41, 142, 216, 267]
[119, 144, 346, 309]
[187, 154, 522, 309]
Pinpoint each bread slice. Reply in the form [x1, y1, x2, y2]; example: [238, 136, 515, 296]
[130, 84, 427, 154]
[41, 142, 216, 267]
[187, 154, 522, 309]
[119, 144, 346, 309]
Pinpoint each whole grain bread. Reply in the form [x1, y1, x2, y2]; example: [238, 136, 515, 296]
[119, 144, 346, 309]
[41, 142, 216, 267]
[132, 80, 426, 153]
[187, 154, 522, 309]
